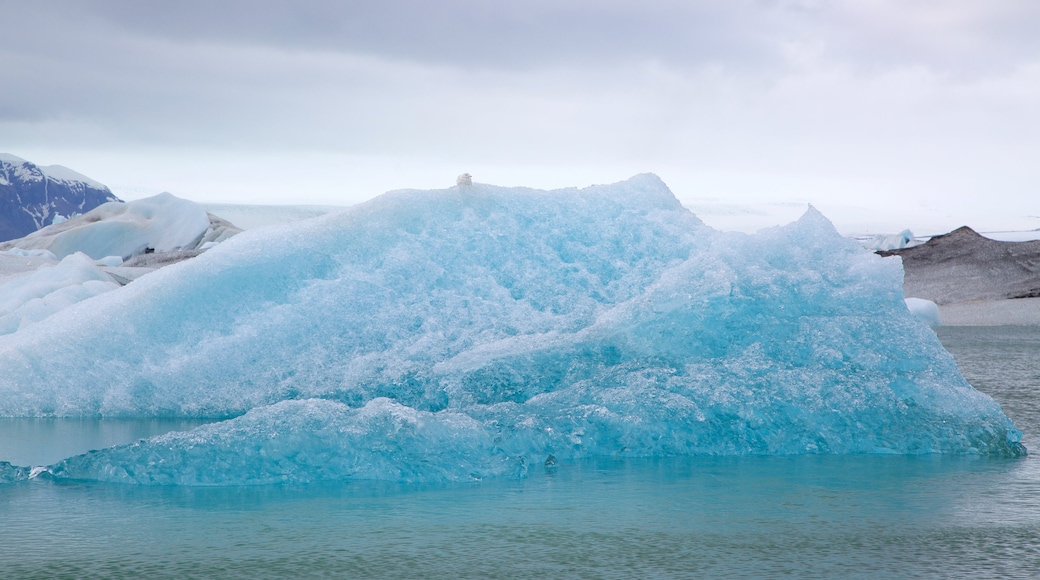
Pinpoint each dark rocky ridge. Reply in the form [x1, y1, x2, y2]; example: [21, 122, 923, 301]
[880, 226, 1040, 304]
[0, 154, 120, 242]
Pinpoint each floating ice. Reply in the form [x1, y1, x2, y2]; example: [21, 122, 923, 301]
[48, 398, 523, 485]
[865, 229, 917, 251]
[94, 255, 124, 267]
[0, 461, 29, 483]
[0, 174, 1024, 485]
[905, 297, 941, 328]
[0, 248, 57, 260]
[0, 252, 120, 335]
[2, 192, 211, 260]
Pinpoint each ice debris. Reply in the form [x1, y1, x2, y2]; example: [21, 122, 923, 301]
[0, 174, 1025, 485]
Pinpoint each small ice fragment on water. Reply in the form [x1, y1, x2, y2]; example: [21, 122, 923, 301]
[905, 297, 941, 328]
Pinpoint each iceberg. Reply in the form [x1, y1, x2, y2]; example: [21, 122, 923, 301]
[0, 193, 243, 335]
[48, 398, 523, 485]
[905, 297, 941, 328]
[0, 461, 29, 483]
[0, 252, 120, 335]
[865, 229, 917, 251]
[0, 174, 1024, 485]
[0, 192, 212, 260]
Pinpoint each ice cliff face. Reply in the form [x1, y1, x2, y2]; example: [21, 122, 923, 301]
[0, 153, 120, 242]
[0, 174, 1024, 485]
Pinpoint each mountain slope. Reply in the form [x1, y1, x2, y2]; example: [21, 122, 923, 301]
[0, 153, 120, 242]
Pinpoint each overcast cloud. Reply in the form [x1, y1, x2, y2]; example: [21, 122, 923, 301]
[1, 0, 1038, 232]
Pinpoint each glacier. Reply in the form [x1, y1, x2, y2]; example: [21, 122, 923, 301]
[0, 174, 1024, 485]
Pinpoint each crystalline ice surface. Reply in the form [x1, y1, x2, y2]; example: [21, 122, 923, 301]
[0, 174, 1024, 485]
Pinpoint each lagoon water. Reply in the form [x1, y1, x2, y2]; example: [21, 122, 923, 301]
[1, 325, 1038, 578]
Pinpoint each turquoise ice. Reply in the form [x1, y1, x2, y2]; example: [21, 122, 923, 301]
[0, 175, 1024, 485]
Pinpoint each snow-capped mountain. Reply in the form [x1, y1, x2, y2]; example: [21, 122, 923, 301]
[0, 153, 120, 242]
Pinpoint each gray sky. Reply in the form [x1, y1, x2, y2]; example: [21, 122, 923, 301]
[2, 0, 1038, 233]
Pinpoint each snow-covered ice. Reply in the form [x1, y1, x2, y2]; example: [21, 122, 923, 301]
[0, 192, 240, 333]
[905, 297, 941, 328]
[2, 192, 212, 260]
[864, 229, 918, 251]
[0, 252, 120, 335]
[0, 174, 1024, 485]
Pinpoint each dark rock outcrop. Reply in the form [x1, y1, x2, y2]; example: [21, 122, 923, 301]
[880, 226, 1040, 304]
[0, 153, 120, 242]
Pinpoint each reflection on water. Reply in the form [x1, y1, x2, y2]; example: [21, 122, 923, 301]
[0, 326, 1037, 578]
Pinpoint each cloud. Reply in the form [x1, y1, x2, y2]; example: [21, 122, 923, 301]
[11, 0, 1040, 73]
[11, 1, 782, 70]
[1, 0, 1038, 222]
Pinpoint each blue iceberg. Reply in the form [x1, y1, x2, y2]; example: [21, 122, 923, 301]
[1, 461, 29, 483]
[0, 174, 1024, 485]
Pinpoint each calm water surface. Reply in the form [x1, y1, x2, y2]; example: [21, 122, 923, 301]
[0, 326, 1037, 578]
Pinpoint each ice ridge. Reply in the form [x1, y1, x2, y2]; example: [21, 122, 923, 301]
[0, 174, 1025, 485]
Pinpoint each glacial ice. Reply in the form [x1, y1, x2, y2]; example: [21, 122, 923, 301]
[49, 399, 522, 484]
[865, 229, 917, 251]
[0, 461, 29, 483]
[0, 174, 1025, 485]
[3, 192, 211, 260]
[0, 252, 120, 335]
[905, 297, 941, 328]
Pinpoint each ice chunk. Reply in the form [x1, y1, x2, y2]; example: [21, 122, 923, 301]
[47, 398, 523, 485]
[1, 192, 211, 260]
[865, 229, 916, 251]
[0, 174, 1024, 485]
[0, 248, 57, 260]
[905, 297, 941, 328]
[0, 461, 30, 483]
[95, 255, 124, 267]
[0, 252, 121, 335]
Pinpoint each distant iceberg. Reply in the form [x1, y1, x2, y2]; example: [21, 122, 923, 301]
[0, 193, 241, 336]
[1, 192, 214, 260]
[0, 174, 1024, 485]
[864, 229, 918, 251]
